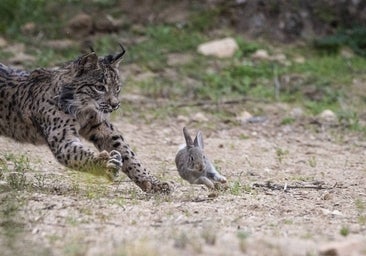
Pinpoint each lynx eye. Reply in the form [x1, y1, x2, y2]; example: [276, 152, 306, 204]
[95, 85, 106, 92]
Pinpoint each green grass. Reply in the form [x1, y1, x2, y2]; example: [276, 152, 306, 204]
[0, 1, 365, 132]
[339, 226, 350, 237]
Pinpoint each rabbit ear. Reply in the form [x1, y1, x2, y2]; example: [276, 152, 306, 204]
[183, 127, 194, 147]
[194, 131, 204, 150]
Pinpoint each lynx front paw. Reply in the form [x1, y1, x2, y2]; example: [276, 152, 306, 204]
[106, 150, 123, 169]
[97, 150, 123, 180]
[153, 181, 173, 194]
[140, 180, 173, 194]
[106, 150, 123, 179]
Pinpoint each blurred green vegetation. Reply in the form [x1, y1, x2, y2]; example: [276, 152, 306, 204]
[0, 1, 365, 132]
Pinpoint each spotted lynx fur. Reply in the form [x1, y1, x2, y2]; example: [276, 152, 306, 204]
[0, 46, 170, 193]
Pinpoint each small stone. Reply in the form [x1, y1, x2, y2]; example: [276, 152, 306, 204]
[251, 49, 270, 60]
[191, 112, 209, 122]
[318, 109, 337, 123]
[197, 37, 239, 58]
[94, 15, 118, 33]
[21, 22, 36, 34]
[0, 180, 10, 192]
[66, 13, 93, 37]
[290, 107, 304, 118]
[208, 192, 219, 198]
[134, 71, 156, 82]
[340, 47, 354, 59]
[294, 56, 305, 64]
[319, 238, 366, 256]
[177, 115, 189, 123]
[44, 39, 75, 50]
[9, 52, 36, 64]
[320, 208, 343, 217]
[236, 111, 253, 124]
[246, 116, 267, 123]
[271, 53, 287, 63]
[167, 53, 192, 66]
[321, 191, 332, 200]
[0, 37, 7, 48]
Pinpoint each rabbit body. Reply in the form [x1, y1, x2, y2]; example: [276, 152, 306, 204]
[175, 127, 227, 189]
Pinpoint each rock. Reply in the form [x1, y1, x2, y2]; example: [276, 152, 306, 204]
[0, 37, 7, 48]
[44, 39, 75, 50]
[318, 109, 337, 123]
[340, 47, 354, 59]
[197, 37, 239, 58]
[167, 53, 193, 66]
[251, 49, 270, 60]
[191, 112, 209, 122]
[246, 116, 267, 124]
[177, 115, 189, 123]
[134, 71, 156, 82]
[271, 53, 287, 63]
[9, 52, 36, 64]
[94, 15, 118, 33]
[320, 208, 343, 217]
[319, 238, 366, 256]
[236, 111, 253, 124]
[290, 107, 304, 118]
[4, 43, 25, 54]
[66, 13, 93, 37]
[294, 56, 305, 64]
[0, 180, 10, 192]
[21, 22, 36, 35]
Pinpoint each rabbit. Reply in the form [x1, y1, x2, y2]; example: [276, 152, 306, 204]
[175, 127, 227, 189]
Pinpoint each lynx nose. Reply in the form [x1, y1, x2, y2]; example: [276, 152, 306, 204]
[109, 97, 120, 110]
[111, 102, 120, 110]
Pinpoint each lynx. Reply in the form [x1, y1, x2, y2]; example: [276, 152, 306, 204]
[0, 46, 170, 193]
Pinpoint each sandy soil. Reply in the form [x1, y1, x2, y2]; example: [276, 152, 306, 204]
[0, 102, 366, 256]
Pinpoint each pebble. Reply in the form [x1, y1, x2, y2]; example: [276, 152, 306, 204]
[251, 49, 270, 60]
[290, 107, 304, 118]
[197, 37, 239, 58]
[0, 37, 7, 48]
[236, 111, 253, 124]
[246, 116, 267, 124]
[66, 13, 93, 37]
[191, 112, 209, 122]
[0, 180, 10, 192]
[319, 238, 366, 256]
[318, 109, 338, 124]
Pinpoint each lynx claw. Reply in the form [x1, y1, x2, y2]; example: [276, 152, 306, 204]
[104, 150, 123, 180]
[140, 180, 173, 194]
[107, 150, 122, 168]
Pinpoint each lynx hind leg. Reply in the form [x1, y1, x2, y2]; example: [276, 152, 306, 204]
[194, 176, 215, 189]
[96, 150, 123, 180]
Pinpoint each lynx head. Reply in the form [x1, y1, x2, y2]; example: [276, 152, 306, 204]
[59, 45, 125, 119]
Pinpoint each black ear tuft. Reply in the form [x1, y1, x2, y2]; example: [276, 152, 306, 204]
[88, 46, 95, 53]
[106, 43, 126, 68]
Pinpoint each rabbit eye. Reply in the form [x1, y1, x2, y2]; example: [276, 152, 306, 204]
[189, 156, 194, 162]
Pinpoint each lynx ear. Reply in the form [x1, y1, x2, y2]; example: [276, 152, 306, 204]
[194, 131, 204, 150]
[183, 127, 194, 148]
[79, 52, 98, 69]
[75, 51, 99, 76]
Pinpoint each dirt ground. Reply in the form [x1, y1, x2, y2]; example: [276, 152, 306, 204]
[0, 100, 365, 256]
